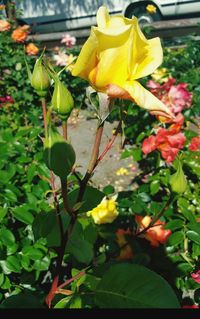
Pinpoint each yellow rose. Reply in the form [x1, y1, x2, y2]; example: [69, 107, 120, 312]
[87, 195, 118, 224]
[72, 6, 172, 118]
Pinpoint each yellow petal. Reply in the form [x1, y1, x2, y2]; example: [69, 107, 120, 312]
[89, 29, 131, 89]
[125, 81, 173, 117]
[107, 81, 173, 118]
[71, 27, 98, 79]
[130, 17, 163, 79]
[96, 6, 110, 28]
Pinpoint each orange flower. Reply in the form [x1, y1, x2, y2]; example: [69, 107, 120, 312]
[116, 229, 133, 260]
[0, 20, 11, 32]
[11, 25, 30, 43]
[135, 215, 172, 247]
[26, 43, 39, 55]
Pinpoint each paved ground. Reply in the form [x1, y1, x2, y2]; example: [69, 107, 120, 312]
[62, 109, 139, 192]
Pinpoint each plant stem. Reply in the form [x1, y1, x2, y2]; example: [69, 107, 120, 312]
[50, 171, 63, 239]
[77, 122, 104, 202]
[62, 120, 68, 140]
[45, 213, 76, 308]
[60, 178, 74, 216]
[87, 122, 104, 174]
[94, 121, 121, 169]
[41, 97, 48, 137]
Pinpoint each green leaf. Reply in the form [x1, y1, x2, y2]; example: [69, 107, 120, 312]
[0, 276, 10, 290]
[68, 186, 104, 213]
[32, 211, 70, 247]
[150, 180, 160, 195]
[0, 207, 7, 222]
[177, 198, 196, 222]
[95, 264, 180, 308]
[187, 222, 200, 235]
[103, 185, 115, 195]
[186, 231, 200, 245]
[22, 247, 44, 260]
[4, 189, 17, 203]
[54, 296, 73, 308]
[0, 228, 15, 246]
[67, 222, 93, 264]
[0, 291, 43, 308]
[192, 243, 200, 258]
[33, 256, 50, 271]
[12, 205, 34, 224]
[168, 231, 184, 246]
[27, 163, 37, 183]
[1, 255, 21, 273]
[165, 219, 184, 231]
[177, 262, 193, 275]
[132, 149, 142, 161]
[69, 295, 82, 308]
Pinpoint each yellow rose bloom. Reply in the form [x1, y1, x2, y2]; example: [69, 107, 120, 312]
[146, 4, 157, 14]
[87, 195, 118, 224]
[72, 6, 172, 118]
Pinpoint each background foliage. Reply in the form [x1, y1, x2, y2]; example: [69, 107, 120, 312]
[0, 24, 199, 308]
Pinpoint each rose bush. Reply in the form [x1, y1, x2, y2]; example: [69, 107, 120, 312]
[0, 4, 199, 309]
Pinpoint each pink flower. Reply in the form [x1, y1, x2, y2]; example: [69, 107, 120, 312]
[189, 137, 200, 152]
[168, 83, 193, 114]
[147, 77, 192, 116]
[61, 34, 76, 47]
[191, 270, 200, 284]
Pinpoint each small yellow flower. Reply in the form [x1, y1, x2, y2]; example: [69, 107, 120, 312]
[0, 5, 5, 10]
[116, 167, 129, 176]
[146, 4, 157, 14]
[87, 195, 118, 224]
[151, 68, 169, 83]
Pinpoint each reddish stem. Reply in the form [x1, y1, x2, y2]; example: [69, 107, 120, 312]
[57, 270, 86, 290]
[94, 121, 121, 169]
[62, 120, 68, 140]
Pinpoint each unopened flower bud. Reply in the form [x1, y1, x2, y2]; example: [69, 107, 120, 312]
[44, 125, 76, 178]
[51, 80, 74, 121]
[169, 161, 187, 193]
[31, 58, 50, 97]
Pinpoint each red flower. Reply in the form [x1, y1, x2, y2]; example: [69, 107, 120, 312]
[189, 137, 200, 152]
[142, 118, 186, 163]
[135, 215, 172, 247]
[0, 95, 14, 107]
[191, 270, 200, 284]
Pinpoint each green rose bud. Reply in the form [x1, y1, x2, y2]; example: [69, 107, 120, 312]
[51, 79, 74, 121]
[44, 125, 76, 178]
[169, 161, 187, 194]
[31, 58, 50, 97]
